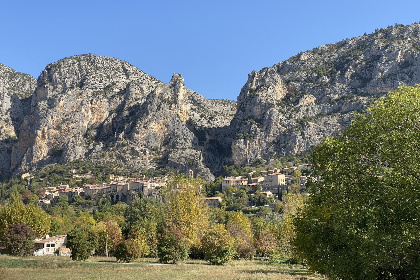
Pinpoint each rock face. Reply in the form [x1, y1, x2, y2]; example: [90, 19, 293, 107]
[3, 23, 420, 178]
[0, 64, 36, 175]
[230, 23, 420, 165]
[9, 54, 236, 180]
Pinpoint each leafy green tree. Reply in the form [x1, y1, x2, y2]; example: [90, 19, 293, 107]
[129, 219, 158, 257]
[54, 195, 69, 214]
[251, 217, 277, 259]
[277, 193, 304, 261]
[27, 194, 39, 205]
[294, 86, 420, 280]
[157, 224, 190, 264]
[124, 197, 163, 229]
[2, 223, 36, 256]
[156, 176, 209, 263]
[209, 207, 229, 226]
[114, 239, 141, 263]
[124, 198, 163, 257]
[292, 169, 302, 186]
[67, 224, 97, 261]
[201, 224, 236, 265]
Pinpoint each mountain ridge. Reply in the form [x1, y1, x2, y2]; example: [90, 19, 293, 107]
[2, 23, 420, 179]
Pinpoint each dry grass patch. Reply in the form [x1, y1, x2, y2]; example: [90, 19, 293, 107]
[0, 255, 321, 280]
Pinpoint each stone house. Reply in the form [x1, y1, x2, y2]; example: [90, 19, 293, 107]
[34, 235, 67, 256]
[261, 173, 286, 194]
[222, 176, 248, 189]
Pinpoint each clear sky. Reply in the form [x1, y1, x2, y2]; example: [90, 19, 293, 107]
[1, 0, 420, 100]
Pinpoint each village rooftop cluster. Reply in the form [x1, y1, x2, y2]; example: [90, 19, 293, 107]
[34, 164, 311, 209]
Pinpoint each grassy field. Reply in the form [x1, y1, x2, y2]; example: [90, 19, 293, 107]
[0, 255, 322, 280]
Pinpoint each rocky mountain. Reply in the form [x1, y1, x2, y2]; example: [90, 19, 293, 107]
[230, 23, 420, 165]
[7, 54, 236, 180]
[2, 23, 420, 179]
[0, 64, 36, 174]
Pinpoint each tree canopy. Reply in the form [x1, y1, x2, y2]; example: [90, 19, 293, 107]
[0, 198, 51, 238]
[67, 224, 97, 261]
[294, 86, 420, 280]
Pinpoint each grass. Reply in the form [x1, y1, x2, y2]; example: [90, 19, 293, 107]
[0, 255, 322, 280]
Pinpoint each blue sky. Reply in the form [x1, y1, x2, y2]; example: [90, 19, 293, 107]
[1, 0, 420, 100]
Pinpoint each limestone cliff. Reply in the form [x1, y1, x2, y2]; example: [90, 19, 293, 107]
[0, 64, 36, 174]
[9, 54, 236, 180]
[230, 23, 420, 165]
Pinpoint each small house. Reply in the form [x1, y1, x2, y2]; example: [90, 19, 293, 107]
[34, 235, 67, 256]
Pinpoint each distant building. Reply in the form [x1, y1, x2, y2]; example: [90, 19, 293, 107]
[202, 197, 222, 207]
[261, 173, 286, 194]
[34, 235, 67, 256]
[222, 176, 248, 189]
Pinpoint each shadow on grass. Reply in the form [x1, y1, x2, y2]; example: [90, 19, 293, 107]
[244, 268, 310, 275]
[98, 260, 117, 263]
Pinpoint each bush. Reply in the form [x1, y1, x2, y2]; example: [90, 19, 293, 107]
[201, 224, 236, 265]
[157, 225, 190, 264]
[2, 223, 35, 256]
[114, 239, 141, 263]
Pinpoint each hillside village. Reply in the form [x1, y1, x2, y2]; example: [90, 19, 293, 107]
[33, 164, 311, 210]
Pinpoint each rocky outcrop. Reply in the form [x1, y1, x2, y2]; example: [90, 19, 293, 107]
[0, 64, 36, 175]
[230, 23, 420, 165]
[9, 54, 236, 180]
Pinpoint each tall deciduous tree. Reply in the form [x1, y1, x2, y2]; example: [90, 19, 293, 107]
[115, 239, 141, 263]
[67, 224, 97, 261]
[226, 212, 255, 259]
[94, 218, 123, 257]
[163, 176, 209, 247]
[157, 176, 210, 263]
[294, 86, 420, 280]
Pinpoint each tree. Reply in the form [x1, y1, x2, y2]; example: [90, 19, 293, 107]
[124, 197, 163, 229]
[163, 176, 209, 247]
[94, 218, 123, 257]
[277, 193, 304, 261]
[292, 169, 302, 186]
[129, 219, 158, 257]
[251, 217, 277, 259]
[55, 195, 69, 208]
[115, 239, 141, 263]
[2, 223, 36, 256]
[294, 86, 420, 280]
[0, 199, 50, 238]
[67, 224, 97, 261]
[124, 197, 163, 257]
[201, 224, 236, 265]
[157, 224, 190, 264]
[226, 212, 255, 259]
